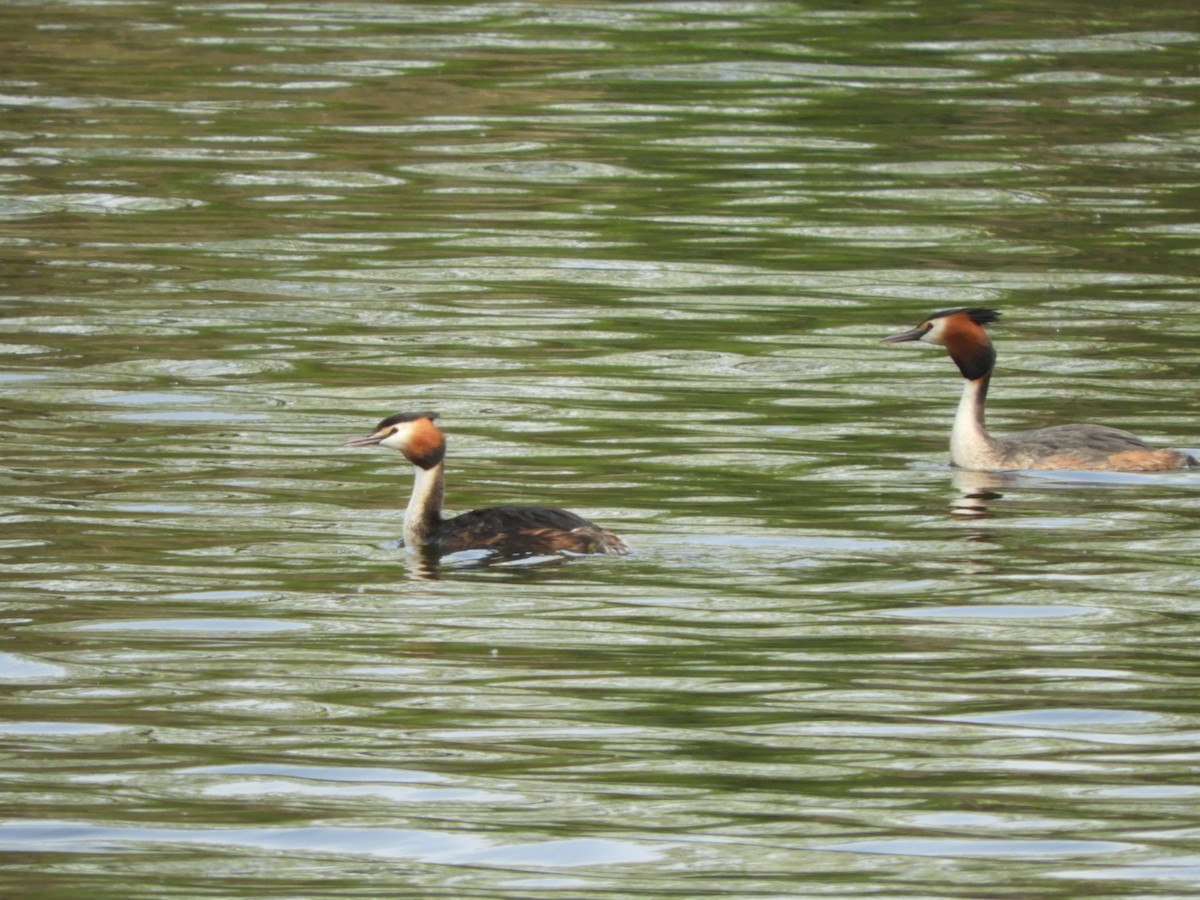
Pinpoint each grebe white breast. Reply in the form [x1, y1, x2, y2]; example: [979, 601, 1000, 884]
[345, 411, 628, 557]
[881, 308, 1197, 472]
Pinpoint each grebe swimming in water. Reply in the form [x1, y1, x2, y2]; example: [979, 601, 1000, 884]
[345, 411, 629, 557]
[881, 308, 1197, 472]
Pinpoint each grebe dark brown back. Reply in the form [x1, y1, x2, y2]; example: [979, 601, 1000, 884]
[345, 412, 628, 557]
[882, 308, 1197, 472]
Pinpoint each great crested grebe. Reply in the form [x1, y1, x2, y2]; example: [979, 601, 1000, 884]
[345, 411, 628, 557]
[882, 308, 1197, 472]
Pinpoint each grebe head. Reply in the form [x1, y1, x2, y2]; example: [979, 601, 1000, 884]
[881, 307, 999, 346]
[344, 411, 445, 469]
[882, 308, 999, 380]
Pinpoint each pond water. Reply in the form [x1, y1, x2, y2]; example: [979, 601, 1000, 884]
[3, 1, 1200, 897]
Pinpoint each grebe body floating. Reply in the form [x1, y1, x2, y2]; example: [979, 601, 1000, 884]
[882, 308, 1196, 472]
[345, 412, 629, 558]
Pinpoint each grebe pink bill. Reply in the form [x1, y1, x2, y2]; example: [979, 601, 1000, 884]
[344, 412, 629, 560]
[882, 308, 1197, 473]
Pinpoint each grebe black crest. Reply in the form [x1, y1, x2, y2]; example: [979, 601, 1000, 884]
[345, 411, 629, 558]
[882, 308, 1197, 472]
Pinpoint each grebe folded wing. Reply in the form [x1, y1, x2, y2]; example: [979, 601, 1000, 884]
[993, 423, 1194, 471]
[438, 505, 628, 556]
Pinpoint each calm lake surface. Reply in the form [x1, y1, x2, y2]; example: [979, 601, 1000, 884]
[3, 1, 1200, 897]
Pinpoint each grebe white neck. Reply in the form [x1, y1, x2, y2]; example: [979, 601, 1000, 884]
[950, 376, 1003, 470]
[404, 460, 445, 549]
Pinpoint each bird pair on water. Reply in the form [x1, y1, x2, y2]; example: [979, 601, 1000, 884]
[346, 308, 1196, 560]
